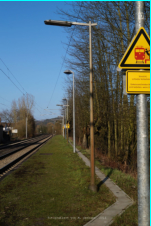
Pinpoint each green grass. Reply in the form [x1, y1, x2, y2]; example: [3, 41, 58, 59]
[0, 135, 115, 226]
[75, 143, 138, 226]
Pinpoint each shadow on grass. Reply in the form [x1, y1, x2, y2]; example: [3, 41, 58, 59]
[97, 168, 113, 192]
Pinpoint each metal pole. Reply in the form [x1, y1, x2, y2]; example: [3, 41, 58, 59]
[63, 115, 64, 137]
[65, 108, 66, 139]
[73, 71, 75, 153]
[62, 116, 64, 137]
[135, 2, 150, 226]
[67, 99, 69, 144]
[89, 21, 97, 192]
[26, 117, 28, 139]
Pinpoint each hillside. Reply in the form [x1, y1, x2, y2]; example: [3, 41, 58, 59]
[35, 116, 62, 126]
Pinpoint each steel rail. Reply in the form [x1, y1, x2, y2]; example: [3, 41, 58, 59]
[0, 135, 46, 150]
[0, 135, 51, 175]
[0, 135, 50, 160]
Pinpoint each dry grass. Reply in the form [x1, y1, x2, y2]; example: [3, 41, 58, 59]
[0, 135, 116, 226]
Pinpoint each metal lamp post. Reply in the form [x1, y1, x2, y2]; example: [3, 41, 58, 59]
[64, 70, 75, 153]
[60, 123, 63, 136]
[52, 126, 53, 137]
[26, 117, 28, 139]
[62, 98, 69, 144]
[61, 113, 65, 138]
[44, 19, 97, 192]
[26, 109, 30, 139]
[57, 105, 69, 139]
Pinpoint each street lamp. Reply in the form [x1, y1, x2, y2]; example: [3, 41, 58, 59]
[62, 98, 69, 144]
[61, 112, 65, 138]
[44, 19, 97, 192]
[57, 106, 65, 138]
[59, 123, 63, 136]
[56, 103, 69, 141]
[64, 70, 75, 153]
[26, 109, 30, 139]
[44, 20, 72, 27]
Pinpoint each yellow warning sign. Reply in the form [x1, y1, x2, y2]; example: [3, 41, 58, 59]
[118, 27, 150, 69]
[126, 70, 150, 94]
[63, 124, 70, 129]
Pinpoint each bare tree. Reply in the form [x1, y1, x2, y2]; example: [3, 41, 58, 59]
[0, 109, 13, 124]
[59, 1, 150, 172]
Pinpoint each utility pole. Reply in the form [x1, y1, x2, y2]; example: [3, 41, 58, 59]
[26, 117, 28, 139]
[65, 107, 66, 139]
[26, 111, 29, 139]
[62, 115, 64, 137]
[26, 108, 30, 139]
[64, 71, 75, 152]
[73, 72, 75, 153]
[67, 99, 69, 144]
[89, 21, 97, 192]
[57, 104, 68, 139]
[44, 19, 97, 191]
[135, 2, 150, 226]
[62, 98, 69, 144]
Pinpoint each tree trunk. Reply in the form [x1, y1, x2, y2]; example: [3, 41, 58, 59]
[82, 133, 87, 149]
[114, 119, 118, 156]
[108, 120, 111, 158]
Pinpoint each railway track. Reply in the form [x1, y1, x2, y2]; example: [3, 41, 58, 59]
[0, 135, 47, 151]
[0, 135, 52, 180]
[0, 135, 50, 158]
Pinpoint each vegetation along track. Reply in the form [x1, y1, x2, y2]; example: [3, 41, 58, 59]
[0, 135, 52, 179]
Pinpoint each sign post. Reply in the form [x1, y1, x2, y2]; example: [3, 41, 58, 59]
[118, 2, 150, 226]
[134, 6, 150, 225]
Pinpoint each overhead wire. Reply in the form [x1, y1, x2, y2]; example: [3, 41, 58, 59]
[0, 58, 44, 114]
[0, 4, 85, 117]
[34, 105, 42, 114]
[0, 103, 8, 107]
[35, 101, 44, 110]
[47, 2, 83, 108]
[0, 96, 11, 103]
[0, 58, 27, 94]
[0, 68, 25, 95]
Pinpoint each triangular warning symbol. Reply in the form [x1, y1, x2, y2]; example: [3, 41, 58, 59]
[118, 27, 150, 69]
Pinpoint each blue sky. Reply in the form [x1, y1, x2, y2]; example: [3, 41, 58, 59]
[0, 1, 72, 121]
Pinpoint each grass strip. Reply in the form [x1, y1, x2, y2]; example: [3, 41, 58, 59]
[0, 135, 115, 226]
[75, 143, 138, 226]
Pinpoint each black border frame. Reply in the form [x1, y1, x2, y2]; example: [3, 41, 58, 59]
[120, 29, 150, 69]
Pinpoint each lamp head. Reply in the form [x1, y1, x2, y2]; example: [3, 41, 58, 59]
[64, 70, 73, 75]
[44, 20, 72, 27]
